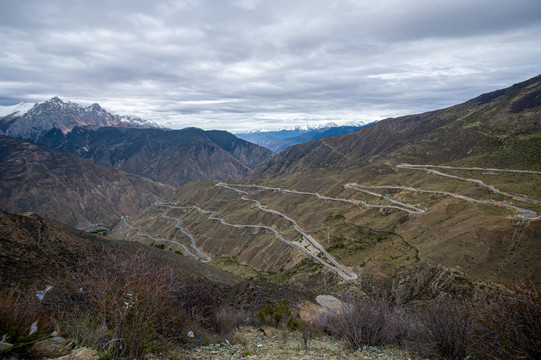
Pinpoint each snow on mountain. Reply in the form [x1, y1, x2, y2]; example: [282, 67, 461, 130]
[0, 97, 163, 141]
[236, 120, 375, 152]
[0, 102, 36, 117]
[243, 121, 371, 134]
[343, 120, 371, 127]
[117, 114, 161, 129]
[244, 124, 325, 133]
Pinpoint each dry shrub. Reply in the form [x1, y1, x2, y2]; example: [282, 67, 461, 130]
[315, 292, 473, 358]
[409, 282, 541, 360]
[387, 305, 418, 347]
[288, 313, 316, 351]
[215, 306, 250, 336]
[0, 290, 52, 343]
[316, 294, 399, 350]
[58, 314, 109, 351]
[411, 298, 472, 360]
[0, 289, 53, 358]
[45, 249, 188, 359]
[179, 281, 217, 327]
[312, 282, 540, 359]
[470, 281, 541, 360]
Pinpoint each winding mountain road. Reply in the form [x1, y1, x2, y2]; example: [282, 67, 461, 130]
[398, 164, 541, 220]
[120, 212, 211, 262]
[225, 163, 540, 220]
[156, 183, 358, 280]
[398, 164, 541, 175]
[231, 183, 425, 214]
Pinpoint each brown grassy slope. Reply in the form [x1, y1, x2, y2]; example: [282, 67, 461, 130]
[111, 177, 476, 299]
[108, 76, 541, 298]
[231, 76, 541, 292]
[250, 165, 541, 289]
[125, 161, 540, 292]
[0, 135, 172, 228]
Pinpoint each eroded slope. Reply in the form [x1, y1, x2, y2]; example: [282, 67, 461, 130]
[0, 135, 172, 228]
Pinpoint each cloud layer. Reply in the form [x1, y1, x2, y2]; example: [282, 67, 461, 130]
[1, 0, 540, 131]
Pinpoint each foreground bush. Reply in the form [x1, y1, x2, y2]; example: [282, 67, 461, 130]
[256, 300, 292, 327]
[315, 283, 541, 360]
[470, 282, 541, 360]
[1, 249, 227, 359]
[3, 248, 539, 359]
[316, 294, 402, 350]
[215, 306, 252, 336]
[410, 298, 472, 360]
[45, 250, 191, 359]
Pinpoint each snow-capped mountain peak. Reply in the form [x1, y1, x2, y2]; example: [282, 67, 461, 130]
[0, 97, 163, 141]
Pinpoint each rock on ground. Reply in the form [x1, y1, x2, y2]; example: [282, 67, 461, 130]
[54, 347, 99, 360]
[175, 326, 411, 360]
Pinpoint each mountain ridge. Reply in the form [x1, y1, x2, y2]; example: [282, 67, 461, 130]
[35, 126, 275, 187]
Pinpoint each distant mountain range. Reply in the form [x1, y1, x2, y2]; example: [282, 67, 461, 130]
[0, 97, 161, 141]
[236, 121, 373, 153]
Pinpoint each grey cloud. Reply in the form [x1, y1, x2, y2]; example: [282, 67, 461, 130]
[0, 0, 540, 131]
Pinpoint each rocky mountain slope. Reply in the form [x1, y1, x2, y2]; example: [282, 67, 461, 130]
[0, 135, 172, 228]
[253, 74, 541, 177]
[0, 97, 161, 142]
[35, 126, 274, 187]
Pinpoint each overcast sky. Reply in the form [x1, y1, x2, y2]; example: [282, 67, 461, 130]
[1, 0, 540, 132]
